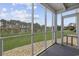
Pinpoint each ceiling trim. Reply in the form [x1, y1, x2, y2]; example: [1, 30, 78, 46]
[41, 3, 56, 13]
[41, 3, 79, 14]
[62, 3, 67, 10]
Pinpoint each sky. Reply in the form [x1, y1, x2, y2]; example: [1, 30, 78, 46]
[57, 14, 76, 26]
[57, 9, 76, 26]
[0, 3, 76, 27]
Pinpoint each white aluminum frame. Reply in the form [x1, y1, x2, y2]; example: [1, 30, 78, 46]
[0, 3, 55, 56]
[31, 3, 34, 55]
[0, 37, 3, 56]
[54, 13, 57, 43]
[76, 9, 79, 48]
[61, 13, 64, 45]
[2, 3, 79, 56]
[61, 9, 79, 48]
[52, 12, 54, 44]
[44, 7, 47, 49]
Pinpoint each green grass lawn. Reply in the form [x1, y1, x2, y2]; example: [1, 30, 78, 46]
[3, 31, 52, 51]
[56, 30, 76, 39]
[1, 30, 76, 51]
[64, 30, 76, 35]
[4, 35, 31, 51]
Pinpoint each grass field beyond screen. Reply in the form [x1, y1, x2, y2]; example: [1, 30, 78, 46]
[3, 31, 52, 51]
[2, 30, 76, 51]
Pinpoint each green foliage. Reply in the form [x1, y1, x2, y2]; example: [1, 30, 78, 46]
[3, 31, 52, 51]
[1, 19, 76, 51]
[0, 19, 52, 34]
[68, 26, 75, 31]
[57, 26, 61, 31]
[2, 30, 76, 51]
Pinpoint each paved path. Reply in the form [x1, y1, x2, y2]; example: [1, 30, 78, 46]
[3, 40, 53, 56]
[3, 37, 77, 56]
[40, 43, 79, 56]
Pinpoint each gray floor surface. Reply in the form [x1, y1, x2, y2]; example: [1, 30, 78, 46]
[39, 44, 79, 56]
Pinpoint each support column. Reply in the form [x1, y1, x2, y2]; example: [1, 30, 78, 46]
[44, 8, 47, 49]
[31, 3, 34, 55]
[54, 13, 57, 44]
[0, 37, 3, 56]
[61, 13, 64, 45]
[76, 8, 79, 49]
[52, 12, 54, 44]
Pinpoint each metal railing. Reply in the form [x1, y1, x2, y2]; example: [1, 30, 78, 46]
[64, 35, 78, 46]
[0, 31, 53, 56]
[0, 3, 55, 56]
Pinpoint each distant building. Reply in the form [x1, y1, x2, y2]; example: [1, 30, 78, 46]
[0, 19, 31, 33]
[0, 20, 4, 29]
[0, 21, 2, 27]
[68, 23, 76, 27]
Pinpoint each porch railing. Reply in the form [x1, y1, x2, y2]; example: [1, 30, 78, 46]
[0, 32, 53, 56]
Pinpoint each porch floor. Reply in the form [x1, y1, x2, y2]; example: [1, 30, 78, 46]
[39, 43, 79, 56]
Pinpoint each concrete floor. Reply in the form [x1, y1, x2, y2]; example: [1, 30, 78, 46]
[39, 43, 79, 56]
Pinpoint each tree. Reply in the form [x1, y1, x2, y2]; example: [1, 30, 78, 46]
[33, 23, 41, 32]
[41, 25, 45, 32]
[68, 23, 76, 31]
[57, 25, 61, 31]
[0, 19, 7, 33]
[0, 19, 7, 28]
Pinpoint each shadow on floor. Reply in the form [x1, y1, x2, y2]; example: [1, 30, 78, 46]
[39, 43, 79, 56]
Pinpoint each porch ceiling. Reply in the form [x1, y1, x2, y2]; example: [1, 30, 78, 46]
[41, 3, 79, 13]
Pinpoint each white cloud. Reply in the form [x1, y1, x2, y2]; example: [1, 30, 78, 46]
[10, 8, 14, 11]
[0, 8, 39, 23]
[10, 10, 27, 21]
[24, 3, 32, 7]
[34, 14, 39, 18]
[10, 10, 39, 22]
[34, 6, 37, 9]
[2, 8, 7, 12]
[12, 3, 16, 6]
[0, 12, 6, 17]
[0, 11, 10, 20]
[12, 3, 37, 10]
[26, 5, 37, 10]
[24, 4, 37, 10]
